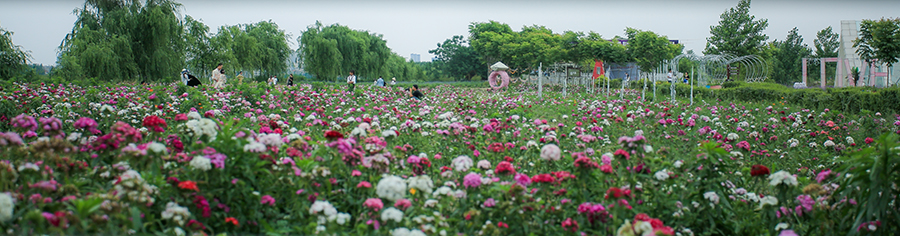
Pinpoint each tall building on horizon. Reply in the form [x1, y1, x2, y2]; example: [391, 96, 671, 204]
[410, 54, 421, 62]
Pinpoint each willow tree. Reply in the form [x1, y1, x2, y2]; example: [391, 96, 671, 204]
[1, 25, 32, 79]
[58, 0, 185, 82]
[298, 22, 393, 80]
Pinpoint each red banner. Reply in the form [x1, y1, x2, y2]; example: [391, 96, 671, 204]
[592, 60, 604, 79]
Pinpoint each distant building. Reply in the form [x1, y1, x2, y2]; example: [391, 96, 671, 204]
[410, 54, 421, 62]
[612, 39, 679, 46]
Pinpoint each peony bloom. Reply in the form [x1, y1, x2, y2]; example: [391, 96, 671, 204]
[768, 171, 799, 187]
[750, 165, 770, 177]
[463, 172, 482, 188]
[0, 193, 14, 222]
[451, 155, 474, 172]
[482, 198, 496, 208]
[324, 130, 344, 140]
[514, 173, 532, 186]
[376, 175, 408, 201]
[815, 169, 833, 183]
[260, 195, 276, 206]
[704, 191, 720, 204]
[476, 160, 492, 169]
[225, 217, 239, 226]
[394, 199, 412, 210]
[142, 115, 168, 133]
[178, 181, 199, 191]
[540, 144, 562, 161]
[654, 170, 670, 181]
[494, 161, 515, 175]
[363, 198, 384, 211]
[189, 156, 212, 171]
[380, 207, 404, 223]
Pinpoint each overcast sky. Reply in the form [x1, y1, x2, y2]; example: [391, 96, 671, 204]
[2, 0, 898, 65]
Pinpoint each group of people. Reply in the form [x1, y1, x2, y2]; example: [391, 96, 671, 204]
[181, 63, 229, 88]
[345, 70, 421, 100]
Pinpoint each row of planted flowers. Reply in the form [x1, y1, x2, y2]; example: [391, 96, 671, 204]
[1, 81, 899, 236]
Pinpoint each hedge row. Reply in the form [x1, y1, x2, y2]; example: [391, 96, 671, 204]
[646, 81, 900, 115]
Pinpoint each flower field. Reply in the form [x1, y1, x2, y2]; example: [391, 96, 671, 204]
[0, 81, 899, 236]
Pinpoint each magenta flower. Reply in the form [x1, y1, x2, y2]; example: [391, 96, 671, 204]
[514, 173, 531, 186]
[363, 198, 384, 211]
[260, 195, 276, 206]
[394, 199, 412, 210]
[463, 172, 482, 188]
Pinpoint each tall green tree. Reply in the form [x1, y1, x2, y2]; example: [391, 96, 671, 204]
[854, 18, 900, 85]
[298, 22, 412, 81]
[468, 21, 516, 67]
[627, 28, 681, 74]
[771, 27, 811, 85]
[57, 0, 185, 82]
[705, 0, 769, 56]
[246, 20, 290, 77]
[428, 35, 480, 80]
[808, 26, 839, 83]
[0, 25, 32, 79]
[576, 32, 631, 66]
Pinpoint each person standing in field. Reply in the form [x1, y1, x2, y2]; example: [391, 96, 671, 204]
[288, 74, 294, 86]
[390, 77, 397, 86]
[236, 71, 245, 85]
[667, 69, 673, 83]
[346, 70, 357, 93]
[376, 76, 385, 87]
[210, 63, 226, 89]
[181, 69, 190, 85]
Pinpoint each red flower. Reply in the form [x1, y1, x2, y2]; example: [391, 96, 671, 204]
[497, 222, 508, 228]
[494, 161, 516, 175]
[178, 181, 199, 191]
[324, 130, 344, 140]
[226, 217, 239, 226]
[531, 174, 556, 183]
[614, 149, 630, 159]
[634, 213, 651, 222]
[141, 115, 167, 132]
[187, 219, 205, 231]
[561, 218, 578, 232]
[750, 165, 770, 177]
[574, 157, 599, 169]
[605, 187, 625, 199]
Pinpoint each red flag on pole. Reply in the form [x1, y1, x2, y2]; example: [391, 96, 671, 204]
[592, 60, 605, 79]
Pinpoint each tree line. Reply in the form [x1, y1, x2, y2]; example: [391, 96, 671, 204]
[1, 0, 898, 85]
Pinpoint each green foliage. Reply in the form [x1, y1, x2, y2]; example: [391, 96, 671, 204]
[837, 134, 900, 234]
[814, 26, 840, 58]
[854, 18, 900, 70]
[299, 22, 421, 81]
[0, 25, 32, 80]
[627, 28, 681, 73]
[57, 0, 185, 82]
[429, 35, 482, 80]
[705, 0, 769, 56]
[770, 27, 811, 85]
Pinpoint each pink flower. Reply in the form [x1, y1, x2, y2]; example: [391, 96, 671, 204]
[600, 164, 614, 173]
[363, 198, 384, 211]
[514, 173, 531, 186]
[357, 181, 372, 188]
[260, 195, 276, 206]
[352, 170, 362, 176]
[394, 199, 412, 210]
[463, 172, 482, 188]
[231, 178, 238, 184]
[483, 198, 496, 208]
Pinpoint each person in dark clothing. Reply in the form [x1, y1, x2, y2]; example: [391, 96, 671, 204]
[409, 84, 424, 100]
[288, 74, 294, 86]
[186, 73, 202, 87]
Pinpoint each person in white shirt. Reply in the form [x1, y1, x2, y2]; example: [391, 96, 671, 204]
[390, 77, 397, 85]
[346, 70, 357, 93]
[181, 69, 189, 85]
[667, 69, 673, 83]
[210, 63, 226, 89]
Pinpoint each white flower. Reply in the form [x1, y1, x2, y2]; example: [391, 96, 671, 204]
[161, 202, 191, 225]
[243, 141, 267, 153]
[451, 155, 473, 172]
[407, 175, 434, 195]
[654, 170, 670, 181]
[476, 160, 491, 169]
[845, 136, 855, 144]
[540, 144, 561, 161]
[643, 145, 654, 153]
[381, 207, 404, 223]
[147, 142, 167, 154]
[382, 130, 398, 138]
[775, 223, 790, 231]
[673, 160, 683, 168]
[335, 212, 351, 225]
[376, 175, 408, 201]
[258, 133, 284, 147]
[0, 193, 14, 222]
[309, 200, 337, 216]
[703, 191, 720, 204]
[187, 111, 202, 120]
[189, 156, 212, 171]
[768, 171, 798, 187]
[758, 196, 778, 209]
[424, 199, 439, 208]
[823, 140, 835, 147]
[727, 133, 739, 140]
